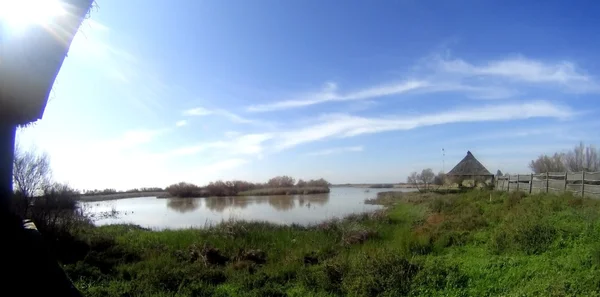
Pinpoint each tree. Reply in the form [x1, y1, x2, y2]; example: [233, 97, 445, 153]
[496, 170, 503, 177]
[296, 179, 307, 187]
[433, 172, 446, 186]
[13, 145, 52, 200]
[267, 176, 296, 188]
[564, 142, 600, 172]
[529, 153, 566, 174]
[407, 168, 435, 191]
[528, 142, 600, 173]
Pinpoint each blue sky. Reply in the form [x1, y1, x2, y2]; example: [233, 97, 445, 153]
[16, 0, 600, 190]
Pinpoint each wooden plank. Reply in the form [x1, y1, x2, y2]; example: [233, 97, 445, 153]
[510, 175, 519, 181]
[531, 180, 544, 188]
[567, 172, 583, 181]
[548, 188, 562, 194]
[582, 171, 586, 198]
[548, 172, 566, 177]
[585, 172, 600, 182]
[584, 184, 600, 194]
[566, 184, 583, 193]
[548, 180, 564, 191]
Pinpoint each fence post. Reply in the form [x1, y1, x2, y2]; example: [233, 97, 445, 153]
[507, 175, 510, 192]
[582, 171, 585, 198]
[564, 172, 568, 193]
[516, 175, 520, 191]
[529, 173, 533, 194]
[545, 171, 549, 193]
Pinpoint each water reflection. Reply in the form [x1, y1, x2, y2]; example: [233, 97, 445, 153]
[167, 198, 200, 213]
[267, 196, 295, 211]
[86, 188, 410, 229]
[166, 193, 330, 213]
[204, 196, 254, 212]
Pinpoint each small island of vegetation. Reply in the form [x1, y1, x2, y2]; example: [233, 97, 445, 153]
[165, 176, 330, 198]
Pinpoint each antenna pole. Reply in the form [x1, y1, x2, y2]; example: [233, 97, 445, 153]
[442, 148, 445, 173]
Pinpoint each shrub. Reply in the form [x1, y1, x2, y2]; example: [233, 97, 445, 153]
[505, 191, 526, 209]
[165, 182, 203, 198]
[341, 251, 420, 297]
[515, 223, 556, 255]
[412, 259, 469, 292]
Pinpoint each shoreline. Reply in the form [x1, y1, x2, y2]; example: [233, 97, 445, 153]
[65, 190, 600, 296]
[77, 191, 169, 202]
[78, 187, 331, 202]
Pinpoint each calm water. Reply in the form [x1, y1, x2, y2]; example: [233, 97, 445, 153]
[83, 187, 413, 229]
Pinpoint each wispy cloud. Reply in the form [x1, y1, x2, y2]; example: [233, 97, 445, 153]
[431, 55, 599, 93]
[436, 56, 591, 84]
[275, 100, 572, 150]
[166, 133, 273, 157]
[247, 80, 427, 112]
[105, 128, 167, 150]
[175, 120, 188, 127]
[307, 146, 364, 156]
[183, 107, 259, 124]
[246, 55, 599, 112]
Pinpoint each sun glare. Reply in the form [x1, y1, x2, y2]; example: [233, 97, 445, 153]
[0, 0, 66, 30]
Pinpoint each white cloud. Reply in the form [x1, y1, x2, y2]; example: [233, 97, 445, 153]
[246, 55, 599, 113]
[434, 56, 597, 91]
[307, 146, 364, 156]
[183, 107, 258, 124]
[275, 101, 572, 150]
[104, 128, 166, 150]
[183, 107, 213, 116]
[166, 133, 273, 158]
[175, 120, 187, 127]
[247, 80, 427, 112]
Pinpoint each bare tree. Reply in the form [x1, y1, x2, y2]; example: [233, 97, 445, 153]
[407, 168, 435, 191]
[529, 153, 566, 174]
[564, 142, 600, 172]
[13, 145, 52, 199]
[267, 175, 296, 188]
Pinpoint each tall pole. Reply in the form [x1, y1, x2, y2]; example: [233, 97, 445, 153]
[442, 148, 445, 173]
[0, 121, 16, 212]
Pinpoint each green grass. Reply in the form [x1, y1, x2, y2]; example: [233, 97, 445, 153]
[63, 190, 600, 296]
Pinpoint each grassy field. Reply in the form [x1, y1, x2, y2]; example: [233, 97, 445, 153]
[62, 190, 600, 296]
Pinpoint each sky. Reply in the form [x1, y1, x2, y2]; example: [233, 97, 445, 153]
[14, 0, 600, 190]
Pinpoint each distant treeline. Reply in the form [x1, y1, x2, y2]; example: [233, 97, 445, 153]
[166, 176, 330, 198]
[369, 184, 394, 189]
[82, 187, 164, 196]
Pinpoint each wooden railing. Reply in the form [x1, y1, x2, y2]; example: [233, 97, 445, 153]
[496, 172, 600, 197]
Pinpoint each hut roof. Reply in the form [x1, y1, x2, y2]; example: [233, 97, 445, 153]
[0, 0, 94, 126]
[447, 151, 492, 176]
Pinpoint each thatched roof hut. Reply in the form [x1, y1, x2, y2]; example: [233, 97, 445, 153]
[447, 151, 493, 178]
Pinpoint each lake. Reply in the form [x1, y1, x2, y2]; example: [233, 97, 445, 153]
[83, 187, 414, 229]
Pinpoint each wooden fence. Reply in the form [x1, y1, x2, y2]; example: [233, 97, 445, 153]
[496, 171, 600, 197]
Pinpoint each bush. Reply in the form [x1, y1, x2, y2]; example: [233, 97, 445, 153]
[341, 251, 420, 297]
[505, 191, 527, 209]
[167, 177, 331, 198]
[412, 259, 469, 292]
[515, 223, 556, 255]
[165, 182, 203, 198]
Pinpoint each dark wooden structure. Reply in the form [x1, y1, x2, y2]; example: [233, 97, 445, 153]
[0, 0, 93, 207]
